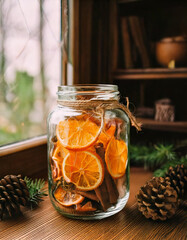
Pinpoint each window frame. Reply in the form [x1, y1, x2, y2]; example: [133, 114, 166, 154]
[0, 1, 63, 177]
[0, 1, 80, 178]
[0, 135, 47, 178]
[0, 135, 47, 157]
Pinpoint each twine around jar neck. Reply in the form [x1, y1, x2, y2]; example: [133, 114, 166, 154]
[57, 97, 142, 131]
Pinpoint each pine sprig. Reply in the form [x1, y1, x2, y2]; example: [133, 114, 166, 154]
[148, 144, 176, 169]
[24, 177, 48, 209]
[129, 144, 152, 166]
[154, 155, 187, 177]
[130, 143, 176, 170]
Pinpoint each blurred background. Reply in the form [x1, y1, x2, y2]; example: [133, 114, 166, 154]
[0, 0, 186, 181]
[0, 0, 61, 145]
[0, 0, 187, 147]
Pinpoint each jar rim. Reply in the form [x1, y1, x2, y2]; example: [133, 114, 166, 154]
[57, 84, 119, 101]
[57, 84, 118, 92]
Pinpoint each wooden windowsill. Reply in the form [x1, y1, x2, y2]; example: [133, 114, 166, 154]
[0, 167, 186, 240]
[0, 135, 47, 157]
[0, 136, 47, 179]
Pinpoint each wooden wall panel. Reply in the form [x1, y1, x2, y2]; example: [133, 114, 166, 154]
[90, 0, 110, 84]
[73, 0, 116, 84]
[79, 0, 94, 84]
[72, 0, 80, 84]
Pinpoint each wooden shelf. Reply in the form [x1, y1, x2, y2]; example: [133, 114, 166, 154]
[117, 0, 186, 4]
[113, 68, 187, 80]
[118, 0, 142, 3]
[138, 117, 187, 132]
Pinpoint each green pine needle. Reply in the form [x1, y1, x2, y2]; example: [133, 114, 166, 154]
[129, 144, 152, 166]
[24, 177, 48, 209]
[130, 143, 177, 170]
[148, 144, 176, 169]
[154, 155, 187, 177]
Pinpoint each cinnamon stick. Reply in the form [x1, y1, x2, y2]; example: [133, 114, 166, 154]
[116, 175, 127, 199]
[106, 118, 124, 140]
[115, 118, 124, 140]
[95, 182, 111, 211]
[76, 201, 96, 212]
[95, 143, 119, 205]
[75, 190, 99, 202]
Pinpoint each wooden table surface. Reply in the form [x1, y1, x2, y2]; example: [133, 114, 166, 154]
[0, 168, 186, 240]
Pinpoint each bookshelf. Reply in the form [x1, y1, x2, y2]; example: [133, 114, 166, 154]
[111, 0, 187, 133]
[67, 0, 187, 134]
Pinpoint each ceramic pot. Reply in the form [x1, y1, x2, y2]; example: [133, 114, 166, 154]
[155, 36, 187, 67]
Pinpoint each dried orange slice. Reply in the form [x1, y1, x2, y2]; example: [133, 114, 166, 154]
[54, 185, 84, 206]
[51, 159, 62, 180]
[62, 151, 104, 191]
[97, 123, 116, 148]
[106, 123, 116, 136]
[76, 113, 101, 126]
[51, 143, 69, 180]
[105, 136, 128, 179]
[56, 115, 102, 150]
[52, 142, 69, 162]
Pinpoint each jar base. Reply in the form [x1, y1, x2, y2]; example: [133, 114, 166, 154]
[51, 192, 129, 220]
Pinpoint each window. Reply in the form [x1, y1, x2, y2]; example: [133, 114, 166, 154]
[0, 0, 61, 146]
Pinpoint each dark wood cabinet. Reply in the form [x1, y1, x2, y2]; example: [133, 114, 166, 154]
[111, 0, 187, 133]
[63, 0, 187, 134]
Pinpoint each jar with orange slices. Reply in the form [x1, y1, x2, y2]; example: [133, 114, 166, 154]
[48, 85, 140, 219]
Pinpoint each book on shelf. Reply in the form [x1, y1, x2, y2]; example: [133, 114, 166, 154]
[128, 16, 151, 68]
[120, 15, 151, 68]
[120, 17, 134, 69]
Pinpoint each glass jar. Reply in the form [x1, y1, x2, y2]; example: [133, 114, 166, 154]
[47, 84, 130, 220]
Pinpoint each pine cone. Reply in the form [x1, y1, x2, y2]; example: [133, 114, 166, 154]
[0, 175, 29, 220]
[136, 177, 178, 221]
[165, 164, 187, 200]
